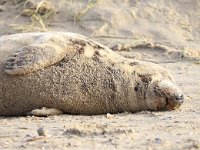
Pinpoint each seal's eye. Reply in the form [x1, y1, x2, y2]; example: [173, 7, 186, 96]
[165, 98, 169, 107]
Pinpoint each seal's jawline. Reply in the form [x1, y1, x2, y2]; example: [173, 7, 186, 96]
[164, 97, 181, 110]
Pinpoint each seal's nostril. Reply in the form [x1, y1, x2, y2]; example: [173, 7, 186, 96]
[175, 94, 184, 101]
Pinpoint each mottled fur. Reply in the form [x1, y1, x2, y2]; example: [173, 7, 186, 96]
[0, 32, 183, 116]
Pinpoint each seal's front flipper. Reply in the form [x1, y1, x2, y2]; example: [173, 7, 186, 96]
[27, 107, 63, 117]
[5, 43, 67, 75]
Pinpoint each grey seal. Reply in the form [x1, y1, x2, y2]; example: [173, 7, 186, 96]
[0, 32, 184, 116]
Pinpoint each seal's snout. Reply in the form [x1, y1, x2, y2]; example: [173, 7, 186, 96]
[165, 93, 184, 110]
[174, 93, 184, 102]
[155, 79, 184, 110]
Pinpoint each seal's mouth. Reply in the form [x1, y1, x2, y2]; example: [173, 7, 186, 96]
[164, 95, 184, 110]
[152, 79, 184, 111]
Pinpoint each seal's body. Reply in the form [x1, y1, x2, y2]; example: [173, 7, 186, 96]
[0, 32, 184, 116]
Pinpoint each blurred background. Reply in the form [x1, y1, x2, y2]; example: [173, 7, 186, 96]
[0, 0, 200, 60]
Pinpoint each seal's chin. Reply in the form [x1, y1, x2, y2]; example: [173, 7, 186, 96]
[153, 95, 184, 111]
[164, 96, 184, 110]
[152, 79, 184, 111]
[165, 98, 181, 110]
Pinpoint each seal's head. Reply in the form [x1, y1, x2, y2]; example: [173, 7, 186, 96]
[146, 79, 184, 111]
[133, 63, 184, 111]
[144, 69, 184, 111]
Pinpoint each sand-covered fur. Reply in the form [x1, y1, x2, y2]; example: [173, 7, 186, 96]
[0, 32, 184, 116]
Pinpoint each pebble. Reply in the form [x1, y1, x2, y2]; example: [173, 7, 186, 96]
[106, 113, 113, 119]
[155, 138, 162, 144]
[37, 127, 47, 136]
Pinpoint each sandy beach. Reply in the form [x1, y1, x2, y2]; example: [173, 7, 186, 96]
[0, 0, 199, 149]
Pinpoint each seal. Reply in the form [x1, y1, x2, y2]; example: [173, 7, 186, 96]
[0, 32, 184, 116]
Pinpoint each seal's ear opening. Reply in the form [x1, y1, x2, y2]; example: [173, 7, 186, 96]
[157, 80, 184, 110]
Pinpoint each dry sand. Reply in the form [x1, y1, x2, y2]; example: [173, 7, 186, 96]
[0, 0, 200, 149]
